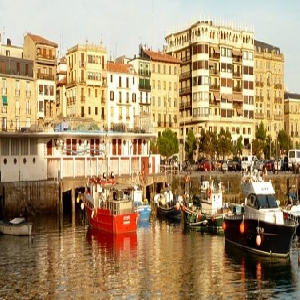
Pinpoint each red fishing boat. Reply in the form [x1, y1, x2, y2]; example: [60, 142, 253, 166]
[83, 174, 138, 234]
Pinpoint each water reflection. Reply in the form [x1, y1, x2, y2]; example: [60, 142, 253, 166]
[0, 216, 299, 299]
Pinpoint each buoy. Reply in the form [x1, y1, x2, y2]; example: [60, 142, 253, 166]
[256, 234, 261, 246]
[176, 202, 180, 210]
[197, 214, 202, 221]
[80, 202, 84, 210]
[222, 221, 226, 231]
[76, 197, 80, 203]
[240, 222, 245, 234]
[181, 205, 185, 212]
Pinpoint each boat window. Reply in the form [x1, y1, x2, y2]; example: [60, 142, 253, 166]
[266, 194, 278, 208]
[257, 195, 268, 209]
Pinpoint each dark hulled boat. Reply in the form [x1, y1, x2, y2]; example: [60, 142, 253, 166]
[223, 172, 297, 258]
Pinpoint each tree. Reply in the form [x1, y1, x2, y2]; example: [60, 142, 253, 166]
[157, 129, 179, 160]
[217, 127, 233, 159]
[252, 121, 267, 158]
[277, 129, 292, 154]
[185, 129, 197, 162]
[198, 129, 218, 160]
[149, 139, 159, 154]
[233, 135, 243, 157]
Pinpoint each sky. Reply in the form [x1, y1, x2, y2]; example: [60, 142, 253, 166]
[0, 0, 299, 91]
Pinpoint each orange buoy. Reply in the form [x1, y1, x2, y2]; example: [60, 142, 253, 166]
[222, 221, 226, 231]
[240, 222, 245, 234]
[181, 205, 185, 212]
[256, 234, 261, 246]
[197, 214, 202, 221]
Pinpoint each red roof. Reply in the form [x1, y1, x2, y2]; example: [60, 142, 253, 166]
[143, 49, 181, 64]
[107, 62, 137, 75]
[27, 33, 58, 48]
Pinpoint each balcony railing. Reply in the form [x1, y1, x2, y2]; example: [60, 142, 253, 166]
[179, 86, 191, 95]
[37, 73, 54, 80]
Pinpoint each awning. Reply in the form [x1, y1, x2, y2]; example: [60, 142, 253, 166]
[214, 92, 221, 100]
[211, 46, 220, 53]
[232, 93, 243, 102]
[236, 108, 243, 115]
[232, 50, 242, 56]
[227, 94, 233, 102]
[2, 95, 7, 106]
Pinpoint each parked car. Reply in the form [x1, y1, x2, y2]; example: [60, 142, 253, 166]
[227, 157, 241, 171]
[263, 159, 275, 172]
[221, 160, 228, 172]
[253, 159, 264, 171]
[198, 160, 215, 171]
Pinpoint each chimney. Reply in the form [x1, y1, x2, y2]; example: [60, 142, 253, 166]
[7, 38, 11, 46]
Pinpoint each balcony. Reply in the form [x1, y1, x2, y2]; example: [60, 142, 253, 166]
[179, 86, 191, 96]
[37, 73, 54, 80]
[138, 84, 151, 91]
[138, 70, 151, 76]
[274, 83, 283, 89]
[181, 56, 191, 63]
[209, 69, 219, 75]
[209, 53, 220, 60]
[255, 81, 264, 87]
[179, 70, 191, 80]
[255, 112, 264, 119]
[233, 86, 242, 92]
[209, 84, 220, 91]
[233, 71, 241, 77]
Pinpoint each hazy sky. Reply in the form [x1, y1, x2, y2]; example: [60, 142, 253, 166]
[0, 0, 299, 91]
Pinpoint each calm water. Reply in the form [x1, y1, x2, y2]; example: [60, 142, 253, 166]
[0, 215, 300, 300]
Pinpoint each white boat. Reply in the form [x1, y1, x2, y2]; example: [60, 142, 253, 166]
[0, 217, 32, 236]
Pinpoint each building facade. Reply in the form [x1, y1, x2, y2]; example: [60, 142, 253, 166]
[23, 33, 58, 127]
[0, 37, 35, 131]
[164, 20, 255, 156]
[284, 92, 300, 148]
[254, 40, 284, 141]
[65, 43, 107, 127]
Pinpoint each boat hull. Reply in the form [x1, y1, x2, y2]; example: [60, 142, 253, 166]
[184, 210, 224, 234]
[0, 222, 32, 236]
[85, 204, 138, 234]
[223, 217, 296, 258]
[157, 205, 181, 222]
[136, 205, 151, 222]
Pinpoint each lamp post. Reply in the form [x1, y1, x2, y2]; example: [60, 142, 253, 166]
[183, 100, 186, 167]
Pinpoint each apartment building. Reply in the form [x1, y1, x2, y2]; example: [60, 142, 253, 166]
[0, 37, 35, 131]
[254, 40, 284, 141]
[65, 43, 107, 127]
[164, 20, 255, 154]
[107, 61, 139, 130]
[284, 92, 300, 148]
[129, 46, 152, 133]
[56, 57, 67, 119]
[23, 33, 58, 127]
[137, 47, 180, 141]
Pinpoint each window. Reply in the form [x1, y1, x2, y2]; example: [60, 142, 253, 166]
[110, 91, 114, 101]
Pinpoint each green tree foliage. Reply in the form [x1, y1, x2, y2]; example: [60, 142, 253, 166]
[198, 129, 218, 159]
[217, 127, 233, 159]
[185, 129, 197, 162]
[157, 129, 179, 160]
[233, 135, 243, 157]
[252, 121, 267, 158]
[149, 139, 159, 154]
[277, 129, 293, 154]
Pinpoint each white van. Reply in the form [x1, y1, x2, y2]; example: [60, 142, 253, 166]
[288, 149, 300, 170]
[241, 155, 258, 171]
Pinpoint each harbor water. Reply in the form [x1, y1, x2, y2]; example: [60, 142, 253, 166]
[0, 214, 300, 299]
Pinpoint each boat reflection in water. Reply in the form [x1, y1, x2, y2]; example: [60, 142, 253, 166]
[86, 226, 138, 252]
[225, 241, 297, 299]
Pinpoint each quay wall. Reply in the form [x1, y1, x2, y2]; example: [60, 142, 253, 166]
[0, 172, 299, 219]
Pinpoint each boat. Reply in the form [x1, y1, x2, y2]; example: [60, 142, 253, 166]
[183, 179, 226, 233]
[282, 189, 300, 237]
[154, 190, 182, 222]
[223, 171, 298, 258]
[0, 217, 32, 236]
[133, 185, 151, 222]
[83, 174, 138, 234]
